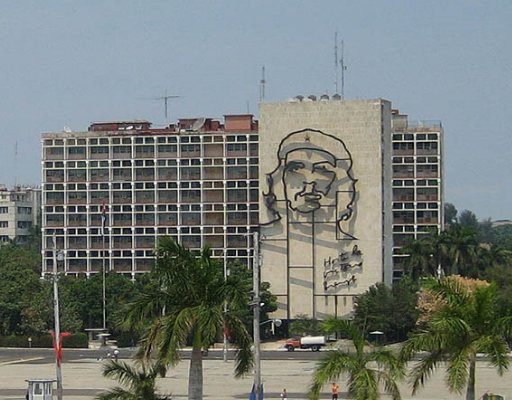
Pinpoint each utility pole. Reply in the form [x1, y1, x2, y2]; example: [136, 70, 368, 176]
[252, 231, 262, 400]
[52, 233, 63, 400]
[223, 259, 228, 363]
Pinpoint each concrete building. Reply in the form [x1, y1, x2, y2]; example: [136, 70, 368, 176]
[258, 98, 394, 320]
[41, 116, 259, 277]
[0, 185, 41, 243]
[391, 110, 444, 279]
[40, 99, 443, 320]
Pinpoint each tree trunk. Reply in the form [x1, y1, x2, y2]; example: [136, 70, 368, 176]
[188, 347, 203, 400]
[466, 354, 476, 400]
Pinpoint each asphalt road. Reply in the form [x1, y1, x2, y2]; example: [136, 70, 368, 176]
[0, 347, 323, 364]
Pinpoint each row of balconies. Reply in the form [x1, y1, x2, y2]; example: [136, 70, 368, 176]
[44, 145, 258, 161]
[44, 167, 259, 183]
[45, 189, 259, 205]
[54, 233, 252, 250]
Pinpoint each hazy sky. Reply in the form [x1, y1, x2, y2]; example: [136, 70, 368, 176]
[1, 1, 511, 220]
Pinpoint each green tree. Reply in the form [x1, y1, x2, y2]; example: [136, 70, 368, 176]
[458, 210, 479, 231]
[309, 318, 405, 400]
[353, 279, 419, 343]
[444, 203, 458, 226]
[97, 360, 171, 400]
[227, 260, 278, 338]
[400, 277, 512, 400]
[0, 253, 44, 335]
[289, 314, 323, 337]
[123, 238, 253, 400]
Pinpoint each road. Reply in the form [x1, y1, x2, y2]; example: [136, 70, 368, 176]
[0, 347, 323, 364]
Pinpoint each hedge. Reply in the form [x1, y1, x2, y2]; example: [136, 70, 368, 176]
[0, 333, 88, 348]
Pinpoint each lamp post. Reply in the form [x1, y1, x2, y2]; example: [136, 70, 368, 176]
[52, 233, 63, 400]
[223, 261, 228, 363]
[252, 231, 262, 400]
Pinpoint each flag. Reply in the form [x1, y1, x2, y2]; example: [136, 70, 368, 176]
[51, 330, 72, 367]
[101, 203, 108, 236]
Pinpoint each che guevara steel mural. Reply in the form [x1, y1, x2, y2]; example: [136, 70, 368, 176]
[261, 128, 363, 292]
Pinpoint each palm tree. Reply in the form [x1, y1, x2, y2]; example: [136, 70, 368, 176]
[96, 359, 171, 400]
[401, 237, 437, 280]
[442, 225, 478, 276]
[122, 237, 253, 400]
[309, 318, 405, 400]
[400, 277, 512, 400]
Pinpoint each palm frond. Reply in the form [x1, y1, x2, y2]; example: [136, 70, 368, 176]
[309, 351, 357, 399]
[96, 386, 138, 400]
[409, 350, 443, 395]
[445, 347, 470, 393]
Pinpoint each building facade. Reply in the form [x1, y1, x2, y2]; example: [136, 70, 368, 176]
[41, 116, 259, 277]
[258, 98, 394, 320]
[0, 185, 41, 243]
[40, 100, 443, 320]
[391, 110, 444, 279]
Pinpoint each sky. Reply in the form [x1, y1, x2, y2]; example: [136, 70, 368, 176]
[0, 1, 511, 220]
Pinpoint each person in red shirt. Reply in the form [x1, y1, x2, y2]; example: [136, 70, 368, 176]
[331, 382, 339, 400]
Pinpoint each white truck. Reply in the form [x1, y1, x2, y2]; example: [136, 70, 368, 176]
[284, 336, 326, 352]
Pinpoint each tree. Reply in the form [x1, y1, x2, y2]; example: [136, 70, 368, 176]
[400, 276, 512, 400]
[444, 203, 458, 226]
[97, 359, 171, 400]
[442, 224, 479, 276]
[122, 238, 253, 400]
[289, 314, 323, 337]
[353, 279, 419, 343]
[458, 210, 479, 231]
[227, 260, 278, 338]
[309, 318, 405, 400]
[401, 237, 437, 281]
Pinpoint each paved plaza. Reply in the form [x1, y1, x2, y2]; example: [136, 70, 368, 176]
[0, 353, 511, 400]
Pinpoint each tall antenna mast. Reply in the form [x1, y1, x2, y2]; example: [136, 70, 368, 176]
[334, 32, 339, 94]
[259, 66, 266, 102]
[334, 33, 348, 98]
[14, 141, 18, 187]
[340, 39, 347, 99]
[156, 90, 181, 124]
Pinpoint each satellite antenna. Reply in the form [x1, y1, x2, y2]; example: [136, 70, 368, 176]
[259, 66, 266, 102]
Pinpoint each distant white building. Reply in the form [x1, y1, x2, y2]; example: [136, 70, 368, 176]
[0, 186, 41, 243]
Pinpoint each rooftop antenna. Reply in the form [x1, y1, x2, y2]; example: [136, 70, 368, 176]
[334, 32, 348, 98]
[259, 66, 266, 102]
[14, 141, 18, 187]
[155, 90, 181, 124]
[340, 38, 347, 99]
[335, 32, 339, 94]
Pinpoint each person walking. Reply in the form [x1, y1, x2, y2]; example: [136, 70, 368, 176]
[331, 382, 339, 400]
[280, 388, 288, 399]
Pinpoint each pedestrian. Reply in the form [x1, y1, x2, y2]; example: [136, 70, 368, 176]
[113, 349, 119, 361]
[280, 388, 288, 399]
[331, 382, 339, 400]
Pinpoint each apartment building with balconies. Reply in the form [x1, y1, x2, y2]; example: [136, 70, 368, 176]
[391, 110, 444, 279]
[41, 115, 259, 278]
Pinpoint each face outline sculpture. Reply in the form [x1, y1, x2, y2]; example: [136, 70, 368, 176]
[262, 128, 358, 239]
[282, 148, 338, 213]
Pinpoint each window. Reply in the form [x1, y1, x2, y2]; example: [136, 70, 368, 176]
[0, 207, 7, 213]
[0, 221, 8, 228]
